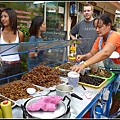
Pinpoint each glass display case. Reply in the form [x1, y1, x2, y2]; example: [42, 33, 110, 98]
[0, 40, 70, 83]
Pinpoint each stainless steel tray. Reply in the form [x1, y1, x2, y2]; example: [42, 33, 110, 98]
[0, 78, 68, 107]
[0, 84, 50, 107]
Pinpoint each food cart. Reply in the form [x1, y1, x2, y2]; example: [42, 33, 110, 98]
[0, 40, 118, 118]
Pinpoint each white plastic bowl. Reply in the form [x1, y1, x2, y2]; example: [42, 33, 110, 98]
[27, 88, 36, 95]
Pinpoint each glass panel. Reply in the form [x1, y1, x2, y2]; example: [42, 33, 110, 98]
[41, 47, 67, 67]
[0, 41, 70, 53]
[46, 2, 65, 31]
[0, 41, 69, 70]
[42, 30, 67, 41]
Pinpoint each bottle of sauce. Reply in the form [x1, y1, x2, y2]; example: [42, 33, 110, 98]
[1, 100, 12, 118]
[0, 107, 3, 118]
[68, 43, 76, 62]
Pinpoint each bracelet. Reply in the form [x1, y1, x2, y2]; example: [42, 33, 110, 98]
[83, 61, 87, 67]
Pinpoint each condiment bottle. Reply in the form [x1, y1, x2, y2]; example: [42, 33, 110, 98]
[0, 107, 3, 118]
[68, 43, 76, 62]
[1, 100, 12, 118]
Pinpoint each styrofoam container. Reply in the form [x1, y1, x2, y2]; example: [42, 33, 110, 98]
[27, 88, 36, 95]
[68, 71, 80, 87]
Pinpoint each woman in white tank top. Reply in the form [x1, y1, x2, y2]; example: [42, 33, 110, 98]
[0, 8, 24, 85]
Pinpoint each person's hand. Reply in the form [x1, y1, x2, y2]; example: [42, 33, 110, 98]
[70, 63, 85, 74]
[29, 52, 37, 58]
[78, 38, 82, 40]
[76, 55, 85, 62]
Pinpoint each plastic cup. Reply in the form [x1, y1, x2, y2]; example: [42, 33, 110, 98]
[68, 71, 80, 87]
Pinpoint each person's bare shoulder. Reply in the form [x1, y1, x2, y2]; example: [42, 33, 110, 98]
[18, 30, 24, 42]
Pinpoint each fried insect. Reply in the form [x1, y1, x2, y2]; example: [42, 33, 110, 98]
[21, 64, 62, 88]
[59, 62, 74, 70]
[0, 80, 42, 101]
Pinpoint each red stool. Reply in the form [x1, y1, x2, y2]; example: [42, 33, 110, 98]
[82, 111, 90, 118]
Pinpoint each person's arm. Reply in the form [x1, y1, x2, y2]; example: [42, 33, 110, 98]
[69, 32, 76, 40]
[29, 51, 37, 58]
[28, 36, 38, 58]
[69, 22, 79, 40]
[80, 32, 119, 68]
[76, 49, 97, 62]
[18, 30, 24, 42]
[76, 37, 99, 62]
[85, 43, 115, 65]
[71, 42, 116, 73]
